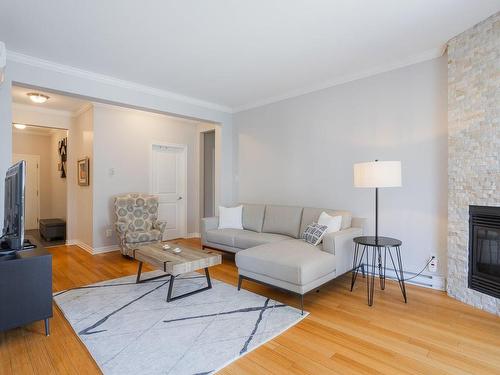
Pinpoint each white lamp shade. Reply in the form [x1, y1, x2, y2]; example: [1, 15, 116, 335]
[353, 161, 402, 188]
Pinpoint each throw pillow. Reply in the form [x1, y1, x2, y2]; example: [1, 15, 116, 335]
[318, 211, 342, 233]
[218, 205, 243, 229]
[302, 222, 328, 246]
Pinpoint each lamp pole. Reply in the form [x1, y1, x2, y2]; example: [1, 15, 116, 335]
[375, 187, 378, 242]
[374, 159, 379, 243]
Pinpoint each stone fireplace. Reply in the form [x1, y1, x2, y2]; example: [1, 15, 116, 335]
[447, 12, 500, 315]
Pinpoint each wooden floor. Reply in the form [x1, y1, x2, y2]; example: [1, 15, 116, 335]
[1, 238, 500, 375]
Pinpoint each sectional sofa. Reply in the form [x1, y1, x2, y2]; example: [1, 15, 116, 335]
[201, 204, 367, 312]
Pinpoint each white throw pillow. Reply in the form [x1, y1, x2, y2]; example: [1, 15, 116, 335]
[318, 211, 342, 233]
[218, 205, 243, 229]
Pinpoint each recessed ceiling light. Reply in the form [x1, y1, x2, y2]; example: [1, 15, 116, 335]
[13, 123, 27, 130]
[27, 92, 49, 104]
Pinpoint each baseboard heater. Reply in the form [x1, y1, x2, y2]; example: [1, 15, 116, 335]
[360, 263, 446, 291]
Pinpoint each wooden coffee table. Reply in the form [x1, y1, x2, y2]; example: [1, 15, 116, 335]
[131, 242, 222, 302]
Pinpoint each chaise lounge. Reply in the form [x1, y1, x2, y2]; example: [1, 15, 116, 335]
[201, 204, 367, 312]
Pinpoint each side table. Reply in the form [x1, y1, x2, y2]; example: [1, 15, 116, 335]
[351, 236, 407, 306]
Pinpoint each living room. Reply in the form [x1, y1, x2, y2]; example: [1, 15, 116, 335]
[0, 2, 499, 375]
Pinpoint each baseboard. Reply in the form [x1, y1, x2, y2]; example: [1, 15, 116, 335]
[93, 245, 120, 254]
[187, 232, 201, 238]
[66, 240, 119, 255]
[360, 263, 446, 291]
[66, 240, 94, 254]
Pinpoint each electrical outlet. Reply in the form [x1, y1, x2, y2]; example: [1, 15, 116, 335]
[428, 256, 438, 273]
[105, 229, 113, 238]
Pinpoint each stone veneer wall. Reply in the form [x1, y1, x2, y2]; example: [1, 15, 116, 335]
[447, 12, 500, 315]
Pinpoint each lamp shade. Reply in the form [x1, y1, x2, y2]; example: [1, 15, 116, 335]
[353, 161, 402, 188]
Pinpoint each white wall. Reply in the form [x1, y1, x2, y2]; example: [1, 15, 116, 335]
[12, 131, 52, 219]
[0, 76, 12, 226]
[67, 107, 93, 247]
[92, 103, 218, 249]
[233, 56, 448, 276]
[12, 103, 72, 129]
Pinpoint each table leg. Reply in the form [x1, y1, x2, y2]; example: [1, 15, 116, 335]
[388, 246, 408, 303]
[367, 247, 376, 306]
[351, 244, 366, 291]
[167, 268, 213, 302]
[44, 318, 50, 336]
[135, 261, 170, 284]
[396, 246, 407, 303]
[378, 247, 386, 290]
[351, 242, 359, 291]
[136, 261, 143, 283]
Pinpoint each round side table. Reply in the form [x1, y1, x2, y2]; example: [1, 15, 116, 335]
[351, 236, 407, 306]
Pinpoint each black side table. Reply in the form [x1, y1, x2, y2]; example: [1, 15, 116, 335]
[351, 236, 407, 306]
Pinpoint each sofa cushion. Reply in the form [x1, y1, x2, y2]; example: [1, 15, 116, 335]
[236, 239, 336, 286]
[125, 229, 162, 244]
[234, 230, 290, 249]
[300, 207, 352, 235]
[262, 205, 303, 238]
[205, 228, 242, 247]
[242, 204, 266, 232]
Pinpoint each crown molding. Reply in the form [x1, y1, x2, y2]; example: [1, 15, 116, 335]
[8, 45, 446, 115]
[12, 102, 73, 118]
[233, 45, 446, 113]
[7, 50, 233, 114]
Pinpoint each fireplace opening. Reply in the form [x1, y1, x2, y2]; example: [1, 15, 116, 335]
[469, 205, 500, 299]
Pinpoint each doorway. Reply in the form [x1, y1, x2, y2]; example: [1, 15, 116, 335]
[151, 143, 187, 240]
[11, 124, 68, 246]
[201, 131, 216, 218]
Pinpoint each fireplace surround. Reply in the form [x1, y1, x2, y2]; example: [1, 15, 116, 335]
[469, 206, 500, 299]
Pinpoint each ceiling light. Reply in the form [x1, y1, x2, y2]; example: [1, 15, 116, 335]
[13, 123, 26, 130]
[27, 92, 49, 104]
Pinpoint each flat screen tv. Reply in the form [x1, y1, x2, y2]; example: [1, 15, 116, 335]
[1, 161, 25, 253]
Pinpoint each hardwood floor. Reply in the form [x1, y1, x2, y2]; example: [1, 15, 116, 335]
[1, 238, 499, 374]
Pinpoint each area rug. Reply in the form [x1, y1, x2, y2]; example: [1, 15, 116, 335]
[54, 271, 307, 375]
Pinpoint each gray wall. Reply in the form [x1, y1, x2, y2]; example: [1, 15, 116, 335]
[233, 56, 448, 277]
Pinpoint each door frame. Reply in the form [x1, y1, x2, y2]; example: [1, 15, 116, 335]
[149, 141, 188, 239]
[12, 153, 40, 230]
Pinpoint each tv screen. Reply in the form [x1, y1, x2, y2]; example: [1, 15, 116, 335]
[2, 160, 25, 252]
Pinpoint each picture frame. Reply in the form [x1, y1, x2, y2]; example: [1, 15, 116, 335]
[77, 157, 90, 186]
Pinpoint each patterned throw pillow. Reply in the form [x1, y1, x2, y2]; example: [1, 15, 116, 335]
[301, 223, 329, 246]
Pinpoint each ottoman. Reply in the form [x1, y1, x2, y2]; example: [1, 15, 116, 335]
[39, 219, 66, 241]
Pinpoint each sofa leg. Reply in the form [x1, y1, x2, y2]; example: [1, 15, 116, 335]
[361, 264, 366, 278]
[237, 275, 243, 291]
[300, 294, 304, 315]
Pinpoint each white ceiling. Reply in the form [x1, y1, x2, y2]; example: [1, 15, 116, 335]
[12, 85, 90, 113]
[1, 1, 499, 111]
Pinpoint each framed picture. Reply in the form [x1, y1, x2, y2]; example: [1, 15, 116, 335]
[77, 157, 90, 186]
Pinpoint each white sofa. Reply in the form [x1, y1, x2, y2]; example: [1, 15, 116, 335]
[201, 204, 366, 313]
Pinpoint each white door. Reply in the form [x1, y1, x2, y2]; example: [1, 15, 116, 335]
[13, 154, 40, 230]
[151, 144, 187, 240]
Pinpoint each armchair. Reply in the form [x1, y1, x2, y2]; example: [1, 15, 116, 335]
[114, 193, 167, 256]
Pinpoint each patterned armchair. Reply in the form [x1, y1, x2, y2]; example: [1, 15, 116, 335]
[114, 193, 167, 256]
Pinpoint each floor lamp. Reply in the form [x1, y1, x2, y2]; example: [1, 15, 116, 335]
[353, 160, 402, 241]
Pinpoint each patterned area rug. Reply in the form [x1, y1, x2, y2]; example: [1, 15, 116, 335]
[54, 271, 307, 375]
